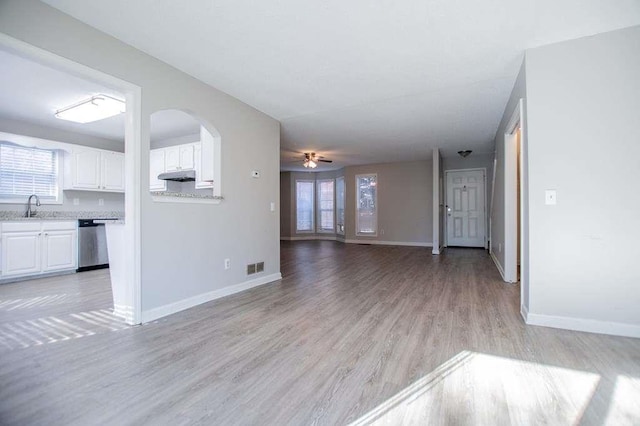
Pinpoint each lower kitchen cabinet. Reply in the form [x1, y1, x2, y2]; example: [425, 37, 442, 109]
[42, 230, 77, 272]
[1, 231, 41, 277]
[0, 221, 77, 279]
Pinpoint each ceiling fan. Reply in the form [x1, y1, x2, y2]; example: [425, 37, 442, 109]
[303, 152, 332, 169]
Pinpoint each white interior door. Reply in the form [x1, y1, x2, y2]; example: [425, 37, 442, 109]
[446, 169, 486, 247]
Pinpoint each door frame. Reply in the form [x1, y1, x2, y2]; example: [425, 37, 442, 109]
[504, 98, 529, 319]
[444, 168, 488, 249]
[0, 34, 143, 325]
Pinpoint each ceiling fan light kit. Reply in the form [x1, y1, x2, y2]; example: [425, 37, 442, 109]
[457, 150, 472, 158]
[303, 152, 332, 169]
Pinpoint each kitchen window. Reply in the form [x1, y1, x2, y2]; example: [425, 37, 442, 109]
[317, 179, 334, 232]
[296, 180, 315, 232]
[0, 142, 62, 204]
[356, 173, 377, 236]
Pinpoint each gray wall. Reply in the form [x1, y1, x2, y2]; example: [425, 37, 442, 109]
[443, 152, 493, 173]
[525, 25, 640, 330]
[0, 0, 281, 313]
[345, 161, 432, 244]
[0, 116, 125, 214]
[281, 161, 432, 246]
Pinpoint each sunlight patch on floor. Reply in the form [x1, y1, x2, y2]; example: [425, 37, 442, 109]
[0, 293, 78, 311]
[350, 351, 605, 425]
[0, 309, 128, 351]
[603, 376, 640, 425]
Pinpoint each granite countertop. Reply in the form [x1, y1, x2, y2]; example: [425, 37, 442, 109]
[0, 211, 125, 221]
[93, 219, 125, 225]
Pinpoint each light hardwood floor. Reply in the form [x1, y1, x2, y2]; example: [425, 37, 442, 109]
[0, 241, 639, 425]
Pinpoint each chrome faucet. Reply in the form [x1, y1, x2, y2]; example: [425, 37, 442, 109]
[26, 194, 41, 218]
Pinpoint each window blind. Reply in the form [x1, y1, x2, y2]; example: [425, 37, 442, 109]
[317, 180, 334, 231]
[0, 143, 59, 201]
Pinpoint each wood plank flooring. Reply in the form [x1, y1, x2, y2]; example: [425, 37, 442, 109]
[0, 241, 639, 425]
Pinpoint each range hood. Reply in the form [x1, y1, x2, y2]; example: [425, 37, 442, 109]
[157, 170, 196, 182]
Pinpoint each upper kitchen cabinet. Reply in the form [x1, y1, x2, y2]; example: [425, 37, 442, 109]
[149, 109, 220, 199]
[150, 149, 167, 191]
[164, 144, 195, 172]
[65, 147, 125, 193]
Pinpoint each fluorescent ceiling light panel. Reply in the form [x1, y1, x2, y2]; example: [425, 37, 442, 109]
[55, 94, 126, 123]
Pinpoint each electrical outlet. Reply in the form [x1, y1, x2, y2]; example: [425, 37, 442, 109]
[224, 258, 230, 270]
[98, 198, 104, 206]
[498, 243, 502, 252]
[73, 198, 80, 206]
[545, 189, 557, 205]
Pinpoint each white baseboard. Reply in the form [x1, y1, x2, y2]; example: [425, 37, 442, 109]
[141, 273, 282, 323]
[344, 239, 432, 248]
[525, 312, 640, 338]
[490, 251, 507, 281]
[520, 304, 529, 322]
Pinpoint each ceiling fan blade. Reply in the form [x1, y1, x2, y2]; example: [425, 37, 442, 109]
[317, 159, 333, 163]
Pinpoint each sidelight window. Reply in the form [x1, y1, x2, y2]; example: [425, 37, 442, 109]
[356, 174, 377, 236]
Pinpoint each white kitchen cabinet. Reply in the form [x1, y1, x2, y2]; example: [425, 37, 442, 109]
[164, 144, 195, 172]
[179, 144, 195, 170]
[150, 149, 167, 191]
[41, 230, 77, 272]
[101, 151, 125, 191]
[69, 149, 101, 189]
[65, 147, 125, 193]
[1, 221, 77, 279]
[1, 231, 41, 277]
[194, 144, 213, 189]
[164, 146, 180, 172]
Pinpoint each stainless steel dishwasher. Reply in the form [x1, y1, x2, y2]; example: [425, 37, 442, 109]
[77, 219, 110, 271]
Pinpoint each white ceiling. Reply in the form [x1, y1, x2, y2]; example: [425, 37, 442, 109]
[41, 0, 640, 171]
[0, 49, 200, 145]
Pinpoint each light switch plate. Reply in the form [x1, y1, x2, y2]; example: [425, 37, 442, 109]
[270, 202, 275, 212]
[545, 190, 557, 205]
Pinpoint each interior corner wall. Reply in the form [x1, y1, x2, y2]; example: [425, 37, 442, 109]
[491, 59, 527, 281]
[0, 0, 281, 316]
[345, 160, 433, 245]
[525, 25, 640, 336]
[279, 172, 295, 239]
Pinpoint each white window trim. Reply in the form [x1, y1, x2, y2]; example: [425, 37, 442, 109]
[0, 142, 64, 205]
[356, 173, 378, 237]
[335, 176, 345, 235]
[295, 179, 315, 233]
[316, 179, 335, 233]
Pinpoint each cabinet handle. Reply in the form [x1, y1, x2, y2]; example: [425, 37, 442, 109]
[38, 232, 42, 236]
[44, 233, 48, 237]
